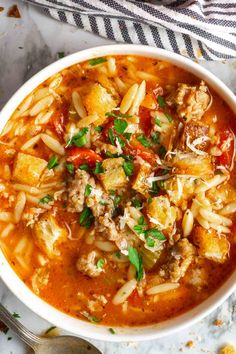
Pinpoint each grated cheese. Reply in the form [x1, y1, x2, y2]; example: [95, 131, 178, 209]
[186, 135, 209, 156]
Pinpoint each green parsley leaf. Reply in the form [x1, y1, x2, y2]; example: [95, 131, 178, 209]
[146, 237, 155, 247]
[149, 181, 160, 196]
[79, 163, 89, 171]
[81, 311, 100, 323]
[57, 52, 64, 59]
[164, 112, 173, 123]
[47, 155, 59, 169]
[123, 132, 132, 141]
[84, 184, 92, 197]
[155, 118, 162, 127]
[137, 134, 152, 148]
[66, 163, 75, 174]
[138, 215, 145, 225]
[159, 145, 167, 158]
[115, 251, 121, 259]
[68, 128, 88, 147]
[109, 328, 116, 334]
[128, 246, 143, 281]
[114, 195, 122, 207]
[108, 128, 115, 145]
[12, 312, 20, 319]
[94, 125, 103, 133]
[89, 57, 107, 66]
[105, 111, 131, 118]
[157, 95, 166, 108]
[116, 136, 126, 148]
[147, 197, 153, 204]
[123, 160, 134, 176]
[147, 228, 166, 240]
[39, 195, 53, 204]
[132, 198, 143, 209]
[79, 207, 94, 229]
[120, 154, 134, 161]
[97, 258, 105, 269]
[45, 326, 57, 334]
[93, 161, 104, 174]
[151, 131, 160, 144]
[105, 151, 117, 158]
[114, 119, 128, 134]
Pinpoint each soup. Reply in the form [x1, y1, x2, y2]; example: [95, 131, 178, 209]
[0, 55, 236, 327]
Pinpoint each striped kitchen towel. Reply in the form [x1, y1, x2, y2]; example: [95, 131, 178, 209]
[24, 0, 236, 60]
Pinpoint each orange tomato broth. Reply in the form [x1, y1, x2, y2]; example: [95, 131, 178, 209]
[0, 55, 236, 327]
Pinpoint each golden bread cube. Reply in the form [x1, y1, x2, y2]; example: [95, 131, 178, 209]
[147, 196, 177, 231]
[193, 226, 229, 263]
[13, 152, 47, 186]
[100, 157, 127, 191]
[34, 213, 67, 258]
[132, 163, 151, 198]
[84, 83, 116, 118]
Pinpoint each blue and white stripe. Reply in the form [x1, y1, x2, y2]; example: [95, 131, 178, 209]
[24, 0, 236, 60]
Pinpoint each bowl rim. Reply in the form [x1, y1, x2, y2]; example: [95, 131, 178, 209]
[0, 44, 236, 342]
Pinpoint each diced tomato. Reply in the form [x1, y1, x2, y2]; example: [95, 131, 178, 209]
[216, 129, 235, 170]
[128, 289, 143, 307]
[126, 137, 157, 165]
[67, 147, 102, 167]
[138, 107, 153, 136]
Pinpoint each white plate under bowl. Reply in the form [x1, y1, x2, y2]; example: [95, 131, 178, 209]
[0, 44, 236, 342]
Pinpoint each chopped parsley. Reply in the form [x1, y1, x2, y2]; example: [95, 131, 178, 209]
[137, 134, 152, 148]
[108, 128, 115, 145]
[68, 128, 88, 147]
[84, 184, 92, 197]
[109, 328, 116, 334]
[115, 251, 121, 259]
[89, 57, 107, 66]
[149, 181, 160, 196]
[57, 51, 64, 59]
[81, 311, 100, 323]
[93, 161, 104, 174]
[164, 112, 173, 123]
[146, 237, 155, 247]
[123, 132, 132, 141]
[123, 160, 134, 176]
[12, 312, 20, 319]
[79, 207, 94, 229]
[39, 195, 53, 204]
[147, 197, 153, 204]
[45, 326, 57, 334]
[128, 246, 143, 281]
[47, 155, 59, 169]
[157, 95, 166, 108]
[151, 131, 160, 144]
[97, 258, 105, 269]
[114, 195, 122, 207]
[66, 163, 75, 174]
[114, 119, 128, 134]
[147, 228, 166, 240]
[159, 145, 167, 158]
[105, 111, 131, 118]
[116, 136, 126, 148]
[94, 125, 103, 133]
[79, 162, 89, 171]
[132, 198, 143, 209]
[155, 117, 162, 127]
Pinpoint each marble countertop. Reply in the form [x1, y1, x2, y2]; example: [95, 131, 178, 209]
[0, 0, 236, 353]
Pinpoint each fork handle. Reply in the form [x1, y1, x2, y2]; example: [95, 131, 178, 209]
[0, 303, 43, 348]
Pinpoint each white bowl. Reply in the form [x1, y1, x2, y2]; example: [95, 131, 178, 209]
[0, 44, 236, 342]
